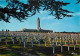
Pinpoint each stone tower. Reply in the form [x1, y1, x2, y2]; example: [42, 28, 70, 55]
[37, 17, 41, 31]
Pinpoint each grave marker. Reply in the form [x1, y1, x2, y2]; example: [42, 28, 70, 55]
[5, 35, 8, 45]
[52, 44, 56, 54]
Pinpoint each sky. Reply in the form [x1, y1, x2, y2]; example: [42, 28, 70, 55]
[0, 0, 80, 32]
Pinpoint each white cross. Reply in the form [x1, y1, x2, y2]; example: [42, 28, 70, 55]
[31, 38, 34, 47]
[5, 35, 8, 45]
[38, 39, 41, 47]
[60, 42, 64, 52]
[52, 44, 56, 54]
[73, 40, 76, 50]
[67, 40, 70, 51]
[44, 37, 47, 46]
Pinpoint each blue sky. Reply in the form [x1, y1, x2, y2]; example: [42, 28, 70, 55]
[0, 0, 80, 32]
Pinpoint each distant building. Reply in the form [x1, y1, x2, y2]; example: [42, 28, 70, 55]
[20, 17, 53, 32]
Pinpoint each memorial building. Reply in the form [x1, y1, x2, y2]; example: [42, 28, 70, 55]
[21, 17, 53, 32]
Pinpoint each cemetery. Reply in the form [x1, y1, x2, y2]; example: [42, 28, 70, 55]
[0, 31, 80, 56]
[0, 0, 80, 56]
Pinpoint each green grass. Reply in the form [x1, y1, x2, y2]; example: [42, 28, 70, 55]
[12, 46, 21, 49]
[0, 48, 19, 56]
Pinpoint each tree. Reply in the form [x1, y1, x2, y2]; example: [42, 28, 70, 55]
[0, 0, 78, 23]
[2, 29, 4, 31]
[77, 0, 80, 3]
[6, 29, 8, 32]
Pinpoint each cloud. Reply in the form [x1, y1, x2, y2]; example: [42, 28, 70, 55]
[0, 5, 6, 7]
[47, 22, 60, 29]
[41, 16, 55, 19]
[40, 12, 80, 20]
[39, 11, 47, 14]
[51, 22, 60, 25]
[68, 12, 80, 16]
[73, 12, 80, 16]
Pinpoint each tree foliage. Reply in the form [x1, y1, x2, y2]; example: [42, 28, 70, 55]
[77, 0, 80, 3]
[0, 0, 76, 23]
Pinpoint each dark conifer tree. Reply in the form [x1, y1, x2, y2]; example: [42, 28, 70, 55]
[0, 0, 79, 23]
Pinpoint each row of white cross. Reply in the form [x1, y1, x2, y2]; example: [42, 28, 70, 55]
[0, 32, 80, 54]
[48, 33, 80, 53]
